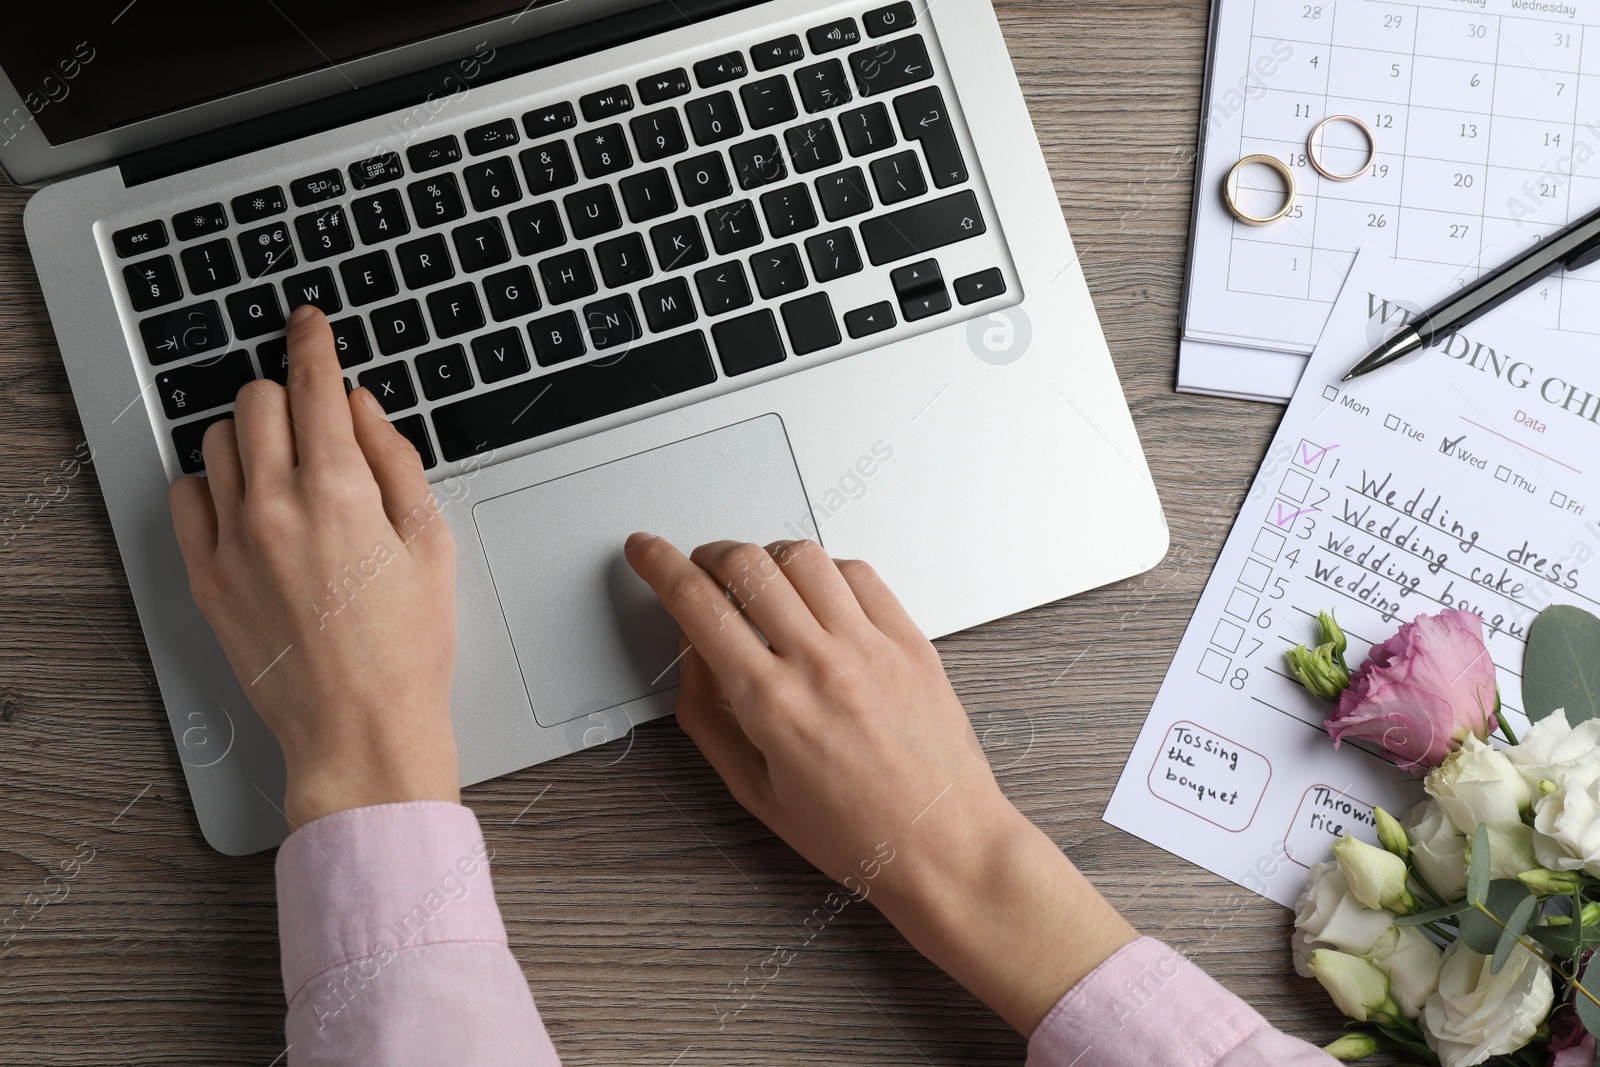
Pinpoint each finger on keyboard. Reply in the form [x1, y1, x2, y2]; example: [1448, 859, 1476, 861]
[284, 306, 364, 468]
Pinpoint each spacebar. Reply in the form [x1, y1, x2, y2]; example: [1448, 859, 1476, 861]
[431, 330, 717, 462]
[859, 189, 986, 266]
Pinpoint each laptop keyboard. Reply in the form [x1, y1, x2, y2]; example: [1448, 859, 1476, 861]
[108, 1, 1016, 477]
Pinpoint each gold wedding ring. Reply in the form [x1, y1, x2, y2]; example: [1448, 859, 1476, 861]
[1223, 154, 1296, 226]
[1308, 115, 1377, 181]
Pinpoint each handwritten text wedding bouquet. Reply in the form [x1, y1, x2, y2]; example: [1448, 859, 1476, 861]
[1285, 606, 1600, 1066]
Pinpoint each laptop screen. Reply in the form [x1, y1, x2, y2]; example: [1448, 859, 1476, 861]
[4, 3, 544, 146]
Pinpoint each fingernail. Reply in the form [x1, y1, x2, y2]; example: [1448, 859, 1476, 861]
[625, 531, 657, 552]
[289, 304, 317, 325]
[357, 388, 385, 418]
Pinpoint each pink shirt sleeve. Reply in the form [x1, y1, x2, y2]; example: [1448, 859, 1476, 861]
[276, 801, 561, 1066]
[1026, 938, 1337, 1067]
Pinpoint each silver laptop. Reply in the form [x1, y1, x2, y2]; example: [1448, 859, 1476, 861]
[8, 0, 1167, 854]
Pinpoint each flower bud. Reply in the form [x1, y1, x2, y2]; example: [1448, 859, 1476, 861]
[1322, 1033, 1379, 1061]
[1309, 949, 1400, 1022]
[1516, 867, 1581, 896]
[1287, 641, 1352, 702]
[1317, 610, 1349, 660]
[1334, 834, 1414, 914]
[1582, 902, 1600, 929]
[1373, 807, 1409, 860]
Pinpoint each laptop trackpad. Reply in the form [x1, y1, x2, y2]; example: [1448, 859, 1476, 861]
[473, 414, 817, 729]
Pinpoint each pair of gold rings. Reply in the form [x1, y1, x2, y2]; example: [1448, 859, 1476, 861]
[1223, 114, 1377, 226]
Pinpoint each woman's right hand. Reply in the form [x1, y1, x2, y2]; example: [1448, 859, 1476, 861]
[623, 534, 1136, 1035]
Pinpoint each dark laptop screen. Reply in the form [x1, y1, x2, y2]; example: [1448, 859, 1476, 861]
[2, 3, 539, 145]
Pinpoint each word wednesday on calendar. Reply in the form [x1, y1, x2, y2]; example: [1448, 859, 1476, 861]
[1107, 253, 1600, 906]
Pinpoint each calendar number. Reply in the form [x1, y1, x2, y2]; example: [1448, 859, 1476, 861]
[1302, 4, 1322, 18]
[1230, 668, 1249, 690]
[1286, 205, 1305, 220]
[1452, 172, 1474, 187]
[1470, 73, 1481, 87]
[1366, 212, 1387, 228]
[1450, 223, 1471, 239]
[1537, 182, 1557, 198]
[1310, 55, 1320, 68]
[1384, 13, 1403, 27]
[1555, 32, 1572, 47]
[1374, 113, 1394, 128]
[1546, 132, 1562, 146]
[1556, 82, 1566, 96]
[1468, 23, 1487, 37]
[1460, 123, 1478, 138]
[1370, 163, 1389, 179]
[1294, 103, 1313, 118]
[1284, 151, 1308, 168]
[1391, 63, 1402, 78]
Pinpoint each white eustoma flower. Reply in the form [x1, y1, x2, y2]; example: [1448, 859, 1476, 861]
[1364, 924, 1443, 1019]
[1421, 942, 1554, 1067]
[1292, 862, 1395, 977]
[1334, 834, 1412, 912]
[1532, 775, 1600, 878]
[1504, 709, 1600, 793]
[1425, 736, 1532, 830]
[1403, 799, 1469, 900]
[1309, 949, 1397, 1022]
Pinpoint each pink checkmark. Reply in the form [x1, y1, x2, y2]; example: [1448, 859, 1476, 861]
[1274, 503, 1317, 527]
[1298, 441, 1338, 466]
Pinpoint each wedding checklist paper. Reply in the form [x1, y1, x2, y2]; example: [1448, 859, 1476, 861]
[1107, 253, 1600, 907]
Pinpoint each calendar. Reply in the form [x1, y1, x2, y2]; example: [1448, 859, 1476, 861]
[1178, 0, 1600, 402]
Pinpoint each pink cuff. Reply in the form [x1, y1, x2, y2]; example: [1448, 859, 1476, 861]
[276, 801, 509, 1003]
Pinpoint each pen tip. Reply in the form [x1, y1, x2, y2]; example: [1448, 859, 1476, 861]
[1340, 372, 1355, 382]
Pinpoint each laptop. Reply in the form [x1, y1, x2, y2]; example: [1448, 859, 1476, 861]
[8, 0, 1167, 854]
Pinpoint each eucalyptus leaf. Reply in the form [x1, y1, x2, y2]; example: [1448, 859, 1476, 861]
[1394, 900, 1469, 926]
[1523, 605, 1600, 724]
[1490, 892, 1538, 973]
[1577, 952, 1600, 1041]
[1459, 880, 1535, 954]
[1467, 824, 1491, 907]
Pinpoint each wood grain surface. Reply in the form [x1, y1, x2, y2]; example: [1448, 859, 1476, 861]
[0, 1, 1357, 1062]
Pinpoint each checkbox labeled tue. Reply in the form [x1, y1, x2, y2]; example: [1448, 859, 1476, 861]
[1384, 414, 1401, 431]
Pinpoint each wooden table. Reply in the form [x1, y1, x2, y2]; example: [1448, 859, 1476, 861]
[0, 1, 1353, 1061]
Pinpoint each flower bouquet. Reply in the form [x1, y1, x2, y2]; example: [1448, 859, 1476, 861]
[1285, 606, 1600, 1067]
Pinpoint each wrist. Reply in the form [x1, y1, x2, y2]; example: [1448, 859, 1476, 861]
[281, 713, 460, 826]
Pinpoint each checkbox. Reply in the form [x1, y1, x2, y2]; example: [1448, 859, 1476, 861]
[1495, 465, 1511, 482]
[1211, 619, 1246, 653]
[1322, 385, 1340, 402]
[1239, 558, 1272, 591]
[1252, 528, 1286, 561]
[1280, 469, 1314, 504]
[1294, 439, 1331, 473]
[1224, 588, 1261, 622]
[1197, 648, 1232, 683]
[1384, 414, 1401, 431]
[1553, 490, 1568, 508]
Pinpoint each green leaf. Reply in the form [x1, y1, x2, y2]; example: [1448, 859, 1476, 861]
[1534, 890, 1586, 957]
[1577, 952, 1600, 1040]
[1468, 824, 1492, 907]
[1523, 605, 1600, 724]
[1490, 892, 1538, 973]
[1393, 900, 1469, 926]
[1459, 880, 1535, 954]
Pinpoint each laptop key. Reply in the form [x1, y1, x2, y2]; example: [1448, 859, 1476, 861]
[619, 168, 677, 223]
[751, 243, 808, 299]
[895, 87, 967, 187]
[859, 188, 984, 264]
[580, 85, 634, 122]
[113, 219, 168, 258]
[583, 294, 641, 350]
[226, 285, 285, 340]
[840, 102, 897, 157]
[182, 240, 240, 295]
[639, 277, 698, 332]
[391, 413, 438, 470]
[638, 68, 691, 105]
[890, 258, 942, 298]
[124, 256, 183, 311]
[452, 217, 511, 272]
[870, 150, 926, 204]
[741, 77, 797, 130]
[528, 310, 586, 366]
[173, 203, 228, 241]
[781, 292, 840, 355]
[849, 35, 933, 97]
[538, 249, 598, 304]
[523, 102, 576, 138]
[238, 222, 298, 277]
[594, 233, 653, 288]
[805, 227, 863, 280]
[142, 300, 229, 364]
[408, 136, 462, 172]
[464, 157, 523, 211]
[694, 261, 752, 316]
[674, 153, 732, 208]
[564, 186, 622, 240]
[349, 152, 405, 190]
[290, 170, 345, 207]
[814, 167, 873, 220]
[844, 300, 896, 337]
[712, 309, 785, 375]
[431, 330, 717, 461]
[352, 190, 411, 245]
[282, 266, 342, 315]
[426, 283, 485, 339]
[172, 413, 234, 473]
[808, 18, 861, 53]
[370, 298, 430, 356]
[519, 141, 578, 194]
[155, 350, 254, 420]
[466, 119, 520, 156]
[955, 267, 1006, 304]
[408, 175, 467, 228]
[233, 186, 287, 224]
[706, 200, 763, 255]
[694, 52, 748, 88]
[506, 204, 564, 258]
[786, 120, 842, 174]
[396, 233, 455, 290]
[483, 265, 541, 321]
[295, 206, 352, 262]
[796, 60, 852, 115]
[330, 317, 373, 367]
[650, 216, 709, 272]
[760, 184, 819, 238]
[472, 328, 531, 383]
[730, 136, 787, 190]
[341, 250, 400, 306]
[415, 344, 474, 399]
[358, 360, 419, 412]
[865, 1, 916, 37]
[575, 125, 632, 179]
[901, 286, 951, 321]
[686, 93, 743, 146]
[630, 109, 688, 163]
[751, 34, 804, 71]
